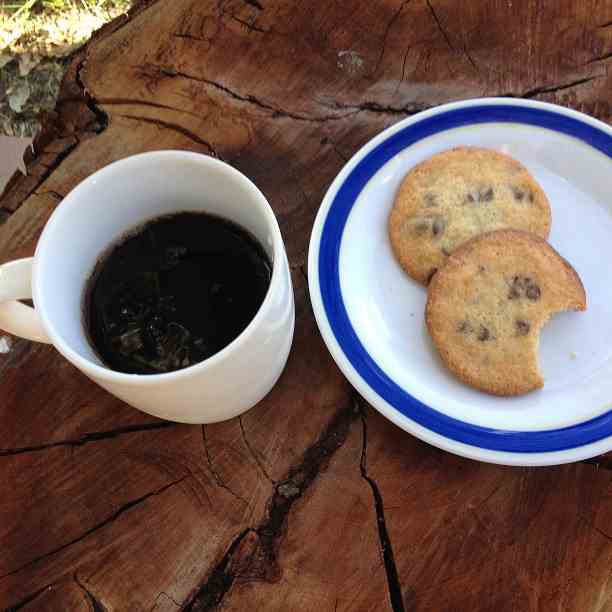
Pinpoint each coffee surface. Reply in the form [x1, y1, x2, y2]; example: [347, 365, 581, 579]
[85, 212, 272, 374]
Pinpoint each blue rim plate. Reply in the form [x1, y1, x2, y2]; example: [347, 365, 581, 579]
[308, 98, 612, 466]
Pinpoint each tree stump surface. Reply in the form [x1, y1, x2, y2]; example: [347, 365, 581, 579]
[1, 1, 612, 610]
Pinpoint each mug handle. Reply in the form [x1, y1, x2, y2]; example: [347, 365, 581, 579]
[0, 258, 51, 343]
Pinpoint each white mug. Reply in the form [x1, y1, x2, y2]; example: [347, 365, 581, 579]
[0, 151, 295, 423]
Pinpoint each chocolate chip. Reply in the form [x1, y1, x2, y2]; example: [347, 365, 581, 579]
[511, 186, 534, 203]
[508, 280, 521, 300]
[457, 320, 473, 333]
[432, 217, 446, 237]
[511, 186, 525, 201]
[466, 187, 494, 203]
[515, 320, 530, 336]
[481, 187, 494, 202]
[424, 192, 437, 207]
[477, 325, 490, 342]
[414, 220, 430, 236]
[526, 283, 541, 301]
[507, 276, 541, 301]
[478, 265, 486, 273]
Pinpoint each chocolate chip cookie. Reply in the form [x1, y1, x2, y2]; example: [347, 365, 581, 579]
[388, 147, 552, 285]
[426, 230, 586, 396]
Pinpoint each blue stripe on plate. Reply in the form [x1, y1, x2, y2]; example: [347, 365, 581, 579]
[319, 104, 612, 453]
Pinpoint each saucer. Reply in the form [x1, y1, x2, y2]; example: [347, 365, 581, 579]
[309, 98, 612, 466]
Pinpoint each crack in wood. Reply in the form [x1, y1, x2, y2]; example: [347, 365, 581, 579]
[0, 422, 176, 456]
[394, 44, 412, 95]
[462, 43, 480, 74]
[182, 399, 359, 610]
[182, 527, 255, 611]
[11, 137, 79, 214]
[426, 0, 478, 75]
[322, 99, 430, 116]
[320, 136, 350, 162]
[581, 456, 612, 471]
[116, 115, 220, 155]
[425, 0, 454, 53]
[75, 61, 109, 134]
[1, 477, 187, 580]
[298, 263, 308, 285]
[74, 572, 107, 612]
[590, 523, 612, 544]
[153, 66, 356, 123]
[585, 50, 612, 64]
[358, 403, 406, 612]
[201, 425, 249, 505]
[229, 14, 270, 33]
[507, 75, 602, 98]
[286, 168, 312, 212]
[181, 527, 253, 612]
[33, 190, 64, 201]
[477, 482, 503, 508]
[579, 514, 612, 544]
[148, 591, 181, 611]
[243, 0, 264, 10]
[95, 97, 206, 120]
[239, 416, 274, 484]
[173, 32, 210, 42]
[374, 0, 412, 75]
[5, 583, 54, 612]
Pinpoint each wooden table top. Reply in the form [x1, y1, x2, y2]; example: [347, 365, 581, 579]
[1, 0, 612, 610]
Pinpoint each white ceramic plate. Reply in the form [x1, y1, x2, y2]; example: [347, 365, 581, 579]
[308, 98, 612, 466]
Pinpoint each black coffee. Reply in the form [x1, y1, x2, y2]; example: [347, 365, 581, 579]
[84, 212, 272, 374]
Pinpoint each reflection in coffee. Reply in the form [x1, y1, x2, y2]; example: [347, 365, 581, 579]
[84, 212, 272, 374]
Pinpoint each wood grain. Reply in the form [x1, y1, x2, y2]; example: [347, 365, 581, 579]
[1, 0, 612, 610]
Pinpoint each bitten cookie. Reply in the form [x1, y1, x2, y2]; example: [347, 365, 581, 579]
[388, 147, 552, 285]
[425, 230, 586, 396]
